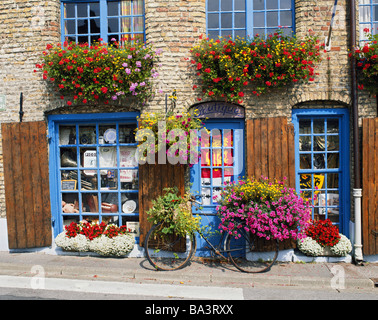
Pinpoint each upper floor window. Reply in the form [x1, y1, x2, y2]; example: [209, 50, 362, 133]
[359, 0, 378, 42]
[206, 0, 295, 40]
[61, 0, 145, 44]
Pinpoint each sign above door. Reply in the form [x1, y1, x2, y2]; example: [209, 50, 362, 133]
[190, 101, 245, 119]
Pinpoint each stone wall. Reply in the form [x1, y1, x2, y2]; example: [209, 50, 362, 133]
[0, 0, 377, 218]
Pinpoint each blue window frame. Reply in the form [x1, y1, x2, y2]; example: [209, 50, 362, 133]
[206, 0, 295, 40]
[48, 112, 140, 241]
[190, 119, 245, 255]
[61, 0, 145, 44]
[292, 109, 350, 236]
[359, 0, 378, 43]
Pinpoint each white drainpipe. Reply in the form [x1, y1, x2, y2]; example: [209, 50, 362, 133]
[353, 188, 363, 263]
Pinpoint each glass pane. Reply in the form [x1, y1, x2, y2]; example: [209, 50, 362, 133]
[313, 154, 325, 169]
[253, 12, 265, 27]
[327, 153, 339, 169]
[253, 0, 264, 10]
[65, 20, 76, 35]
[208, 0, 219, 11]
[80, 148, 97, 168]
[59, 125, 76, 145]
[213, 187, 222, 203]
[99, 147, 117, 167]
[108, 1, 119, 16]
[120, 169, 138, 188]
[119, 125, 137, 143]
[224, 167, 233, 184]
[134, 16, 144, 32]
[78, 36, 89, 44]
[201, 168, 211, 186]
[299, 119, 311, 134]
[359, 6, 370, 23]
[313, 120, 325, 133]
[224, 149, 234, 166]
[235, 13, 246, 28]
[235, 0, 246, 10]
[223, 129, 233, 147]
[212, 129, 222, 147]
[280, 11, 292, 26]
[202, 188, 211, 205]
[80, 170, 98, 190]
[299, 136, 311, 151]
[327, 119, 339, 133]
[267, 11, 278, 27]
[327, 136, 339, 151]
[208, 13, 219, 28]
[61, 170, 78, 191]
[108, 18, 119, 33]
[213, 168, 223, 186]
[77, 3, 88, 17]
[78, 20, 88, 34]
[221, 13, 233, 28]
[62, 193, 79, 213]
[121, 193, 138, 213]
[90, 19, 100, 33]
[63, 215, 80, 226]
[280, 0, 292, 9]
[79, 125, 96, 145]
[208, 30, 220, 40]
[201, 149, 211, 166]
[313, 136, 325, 151]
[99, 170, 118, 190]
[221, 0, 233, 11]
[61, 148, 77, 168]
[120, 17, 131, 33]
[89, 3, 100, 16]
[266, 0, 278, 9]
[120, 146, 137, 169]
[101, 193, 119, 213]
[82, 193, 99, 213]
[99, 124, 117, 144]
[213, 149, 222, 166]
[327, 173, 339, 188]
[64, 3, 75, 18]
[300, 174, 313, 189]
[300, 154, 311, 169]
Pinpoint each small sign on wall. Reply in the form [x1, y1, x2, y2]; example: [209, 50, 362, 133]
[190, 101, 245, 119]
[0, 95, 5, 111]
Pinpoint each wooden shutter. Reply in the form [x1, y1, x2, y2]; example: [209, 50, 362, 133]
[1, 121, 52, 249]
[245, 117, 296, 250]
[362, 118, 378, 255]
[138, 162, 185, 245]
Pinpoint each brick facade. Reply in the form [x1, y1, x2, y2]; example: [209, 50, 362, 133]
[0, 0, 377, 218]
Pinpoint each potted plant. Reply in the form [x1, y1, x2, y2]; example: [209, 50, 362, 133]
[35, 38, 162, 106]
[216, 176, 312, 242]
[190, 28, 324, 103]
[147, 187, 201, 237]
[297, 219, 352, 257]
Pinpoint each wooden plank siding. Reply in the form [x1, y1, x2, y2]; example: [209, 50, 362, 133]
[245, 117, 296, 251]
[1, 121, 52, 249]
[362, 118, 378, 255]
[246, 117, 295, 187]
[138, 162, 186, 245]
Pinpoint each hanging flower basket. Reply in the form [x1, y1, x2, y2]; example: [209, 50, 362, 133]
[35, 39, 162, 106]
[190, 28, 324, 103]
[55, 221, 135, 257]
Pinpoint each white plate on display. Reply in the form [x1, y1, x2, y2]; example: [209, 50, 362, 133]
[122, 200, 137, 213]
[104, 128, 117, 143]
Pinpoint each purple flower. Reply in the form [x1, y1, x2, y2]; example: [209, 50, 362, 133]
[136, 61, 142, 67]
[127, 55, 133, 59]
[122, 62, 128, 67]
[129, 82, 138, 92]
[125, 68, 131, 74]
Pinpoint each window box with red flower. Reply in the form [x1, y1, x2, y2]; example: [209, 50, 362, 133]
[35, 39, 162, 107]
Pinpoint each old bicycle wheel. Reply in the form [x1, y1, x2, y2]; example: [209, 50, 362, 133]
[144, 222, 196, 271]
[226, 228, 279, 273]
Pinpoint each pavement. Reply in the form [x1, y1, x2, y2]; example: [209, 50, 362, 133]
[0, 251, 377, 292]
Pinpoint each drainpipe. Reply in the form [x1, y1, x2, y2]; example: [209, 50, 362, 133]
[349, 0, 363, 263]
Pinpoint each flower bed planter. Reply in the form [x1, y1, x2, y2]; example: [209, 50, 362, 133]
[55, 221, 135, 257]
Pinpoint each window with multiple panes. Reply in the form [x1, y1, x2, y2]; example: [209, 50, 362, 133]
[48, 113, 140, 241]
[206, 0, 295, 40]
[359, 0, 378, 42]
[292, 109, 350, 235]
[61, 0, 145, 44]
